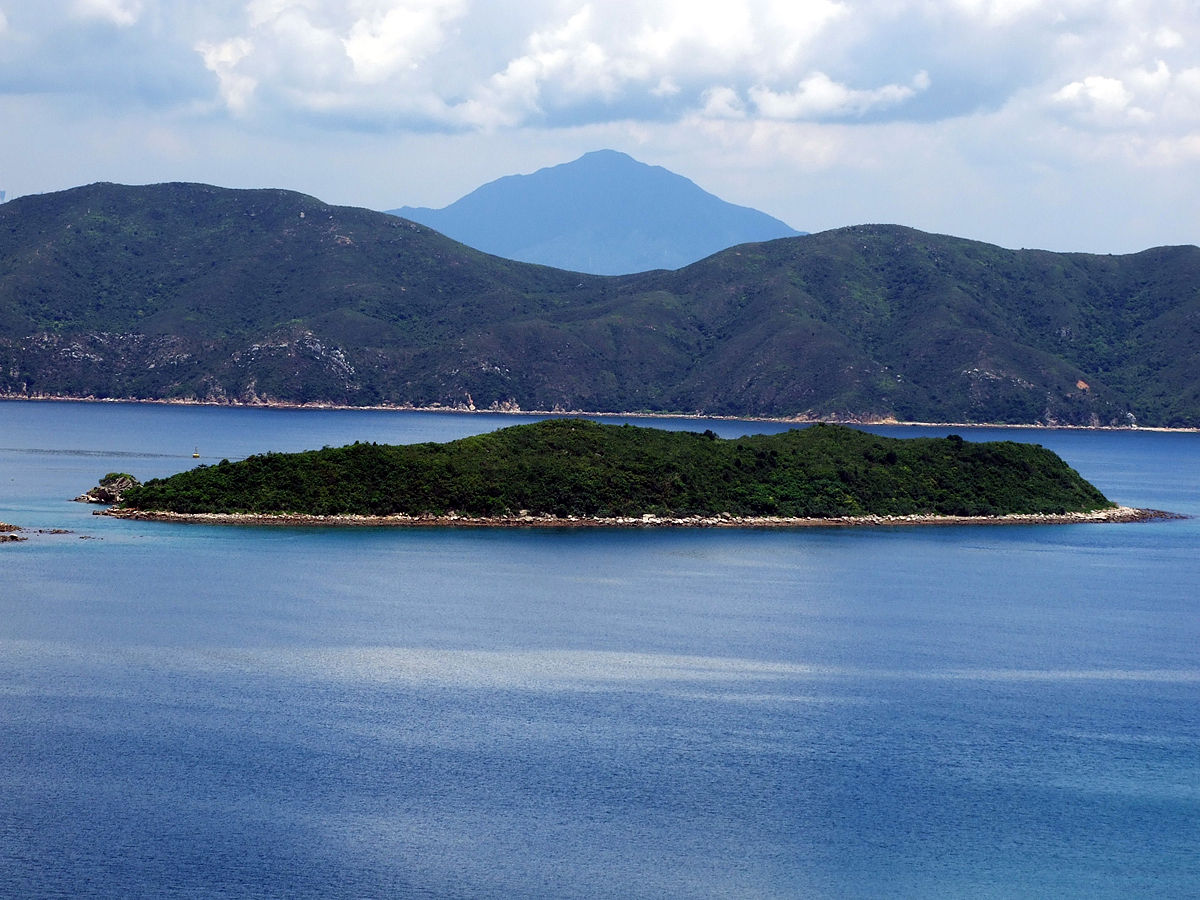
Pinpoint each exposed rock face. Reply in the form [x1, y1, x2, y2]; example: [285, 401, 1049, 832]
[75, 473, 141, 505]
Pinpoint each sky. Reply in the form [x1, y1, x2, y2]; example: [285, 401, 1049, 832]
[1, 0, 1197, 254]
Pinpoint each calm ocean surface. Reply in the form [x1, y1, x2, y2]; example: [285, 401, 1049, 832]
[1, 400, 1198, 899]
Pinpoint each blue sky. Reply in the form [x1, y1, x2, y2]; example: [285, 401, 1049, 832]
[1, 0, 1197, 253]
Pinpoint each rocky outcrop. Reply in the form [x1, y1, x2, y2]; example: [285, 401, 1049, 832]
[75, 473, 141, 505]
[0, 521, 26, 542]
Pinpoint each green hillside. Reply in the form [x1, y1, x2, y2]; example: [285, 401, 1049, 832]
[627, 228, 1200, 425]
[2, 182, 1198, 425]
[117, 420, 1112, 518]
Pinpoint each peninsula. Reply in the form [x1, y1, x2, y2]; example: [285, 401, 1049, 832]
[99, 420, 1150, 527]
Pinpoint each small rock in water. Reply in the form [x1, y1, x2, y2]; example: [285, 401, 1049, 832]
[0, 522, 26, 543]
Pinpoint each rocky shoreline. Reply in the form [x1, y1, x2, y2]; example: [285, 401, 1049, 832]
[3, 392, 1196, 433]
[0, 522, 79, 543]
[99, 505, 1179, 529]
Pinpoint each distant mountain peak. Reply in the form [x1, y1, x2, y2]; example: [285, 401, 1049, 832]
[388, 150, 802, 275]
[564, 149, 644, 168]
[576, 148, 634, 164]
[581, 148, 630, 159]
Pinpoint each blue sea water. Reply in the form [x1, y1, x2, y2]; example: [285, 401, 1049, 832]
[1, 401, 1198, 898]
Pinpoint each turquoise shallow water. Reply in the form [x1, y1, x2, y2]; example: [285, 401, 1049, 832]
[1, 401, 1198, 898]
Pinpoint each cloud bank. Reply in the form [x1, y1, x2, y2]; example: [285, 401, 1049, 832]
[1, 1, 1198, 253]
[3, 0, 1192, 136]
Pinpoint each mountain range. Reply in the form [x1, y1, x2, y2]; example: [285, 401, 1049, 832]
[388, 149, 802, 275]
[1, 181, 1198, 427]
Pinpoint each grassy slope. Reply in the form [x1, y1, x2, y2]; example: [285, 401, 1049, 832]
[2, 184, 1198, 425]
[118, 420, 1113, 518]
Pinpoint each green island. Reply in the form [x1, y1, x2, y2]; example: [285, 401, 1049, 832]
[99, 420, 1156, 527]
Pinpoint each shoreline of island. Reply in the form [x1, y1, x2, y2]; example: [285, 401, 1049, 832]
[99, 506, 1181, 529]
[3, 392, 1196, 433]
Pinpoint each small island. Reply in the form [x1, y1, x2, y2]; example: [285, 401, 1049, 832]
[94, 420, 1163, 527]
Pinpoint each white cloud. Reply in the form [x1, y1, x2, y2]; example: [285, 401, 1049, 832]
[1153, 27, 1184, 50]
[71, 0, 143, 27]
[632, 0, 758, 66]
[700, 86, 745, 119]
[945, 0, 1050, 27]
[1177, 67, 1200, 97]
[749, 70, 930, 120]
[0, 0, 1192, 138]
[186, 0, 472, 123]
[760, 0, 848, 70]
[196, 37, 257, 114]
[180, 0, 866, 129]
[1053, 75, 1140, 122]
[650, 76, 680, 98]
[342, 1, 467, 84]
[1049, 57, 1200, 133]
[483, 5, 624, 113]
[1129, 59, 1171, 94]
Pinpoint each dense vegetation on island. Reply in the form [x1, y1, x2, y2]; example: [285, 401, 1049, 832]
[3, 182, 1199, 426]
[116, 420, 1112, 519]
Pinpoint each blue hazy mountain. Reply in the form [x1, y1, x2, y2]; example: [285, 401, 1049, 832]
[388, 149, 803, 275]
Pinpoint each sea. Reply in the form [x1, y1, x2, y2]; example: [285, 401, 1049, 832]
[1, 400, 1197, 899]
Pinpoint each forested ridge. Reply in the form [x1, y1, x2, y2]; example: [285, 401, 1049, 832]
[4, 182, 1198, 426]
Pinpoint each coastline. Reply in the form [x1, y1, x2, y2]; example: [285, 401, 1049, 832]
[2, 392, 1196, 433]
[100, 506, 1180, 529]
